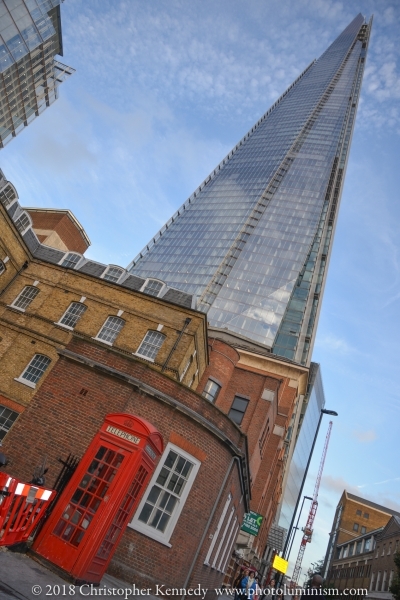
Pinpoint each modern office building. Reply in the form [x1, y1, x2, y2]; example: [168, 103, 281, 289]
[129, 13, 372, 367]
[0, 0, 74, 147]
[278, 363, 325, 539]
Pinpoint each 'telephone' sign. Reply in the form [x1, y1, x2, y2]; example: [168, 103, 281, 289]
[272, 555, 289, 574]
[241, 511, 263, 536]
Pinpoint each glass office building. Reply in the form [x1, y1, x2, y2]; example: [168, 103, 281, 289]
[0, 0, 74, 147]
[277, 363, 325, 544]
[129, 14, 372, 365]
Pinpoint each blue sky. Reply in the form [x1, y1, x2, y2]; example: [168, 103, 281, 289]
[2, 0, 400, 580]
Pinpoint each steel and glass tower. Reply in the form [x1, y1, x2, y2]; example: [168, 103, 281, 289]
[129, 14, 372, 366]
[0, 0, 74, 147]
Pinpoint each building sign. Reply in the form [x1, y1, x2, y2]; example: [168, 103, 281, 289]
[106, 425, 140, 444]
[241, 511, 263, 536]
[272, 555, 289, 574]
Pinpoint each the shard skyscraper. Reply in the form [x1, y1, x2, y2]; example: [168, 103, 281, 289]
[129, 13, 372, 366]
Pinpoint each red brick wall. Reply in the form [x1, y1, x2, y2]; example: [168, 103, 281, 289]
[3, 336, 247, 591]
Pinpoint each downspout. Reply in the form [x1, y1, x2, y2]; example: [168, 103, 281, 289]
[181, 457, 235, 599]
[162, 317, 191, 372]
[0, 260, 28, 297]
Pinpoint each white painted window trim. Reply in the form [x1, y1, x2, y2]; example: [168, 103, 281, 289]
[58, 252, 84, 270]
[212, 505, 235, 568]
[139, 278, 166, 298]
[129, 442, 201, 547]
[9, 284, 39, 312]
[220, 519, 239, 573]
[93, 315, 125, 346]
[133, 351, 155, 363]
[55, 301, 87, 330]
[101, 265, 125, 283]
[204, 494, 232, 566]
[13, 210, 32, 236]
[14, 376, 36, 389]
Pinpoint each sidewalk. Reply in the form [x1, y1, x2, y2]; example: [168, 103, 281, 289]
[0, 548, 159, 600]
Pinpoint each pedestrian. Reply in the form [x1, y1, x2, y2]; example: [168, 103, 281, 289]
[253, 576, 261, 600]
[309, 574, 326, 598]
[234, 569, 250, 600]
[260, 577, 275, 600]
[245, 571, 257, 599]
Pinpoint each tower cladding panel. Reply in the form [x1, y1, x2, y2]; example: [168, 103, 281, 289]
[129, 14, 372, 366]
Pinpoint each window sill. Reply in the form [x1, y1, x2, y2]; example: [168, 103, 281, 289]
[8, 305, 25, 312]
[54, 322, 74, 331]
[128, 521, 172, 547]
[14, 377, 36, 389]
[133, 353, 155, 363]
[92, 337, 113, 346]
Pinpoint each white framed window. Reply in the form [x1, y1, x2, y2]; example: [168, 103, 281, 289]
[0, 182, 18, 207]
[14, 212, 31, 234]
[129, 443, 201, 546]
[135, 330, 165, 361]
[202, 379, 221, 403]
[0, 404, 19, 440]
[102, 266, 124, 283]
[11, 285, 39, 311]
[141, 278, 165, 297]
[0, 260, 6, 276]
[15, 354, 51, 388]
[60, 253, 81, 269]
[95, 316, 125, 345]
[57, 302, 87, 329]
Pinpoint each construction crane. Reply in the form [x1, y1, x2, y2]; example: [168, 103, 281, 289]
[291, 421, 333, 585]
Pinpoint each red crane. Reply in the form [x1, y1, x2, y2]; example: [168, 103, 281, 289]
[291, 421, 333, 585]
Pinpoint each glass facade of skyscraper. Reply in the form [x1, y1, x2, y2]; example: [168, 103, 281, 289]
[278, 363, 325, 542]
[129, 14, 371, 365]
[0, 0, 74, 147]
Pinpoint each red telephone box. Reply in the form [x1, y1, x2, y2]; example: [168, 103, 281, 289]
[33, 413, 163, 584]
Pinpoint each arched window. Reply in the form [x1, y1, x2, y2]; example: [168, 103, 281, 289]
[96, 316, 125, 344]
[58, 302, 87, 329]
[103, 266, 124, 283]
[60, 253, 81, 269]
[136, 330, 165, 361]
[19, 354, 51, 386]
[11, 285, 39, 311]
[0, 182, 18, 207]
[14, 212, 31, 233]
[141, 279, 164, 297]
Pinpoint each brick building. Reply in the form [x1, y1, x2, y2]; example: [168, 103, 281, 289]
[197, 332, 308, 572]
[369, 516, 400, 599]
[0, 170, 311, 590]
[323, 491, 400, 582]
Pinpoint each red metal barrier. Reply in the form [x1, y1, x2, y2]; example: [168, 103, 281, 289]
[0, 471, 56, 546]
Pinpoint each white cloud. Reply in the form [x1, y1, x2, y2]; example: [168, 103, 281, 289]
[352, 429, 377, 443]
[316, 334, 354, 354]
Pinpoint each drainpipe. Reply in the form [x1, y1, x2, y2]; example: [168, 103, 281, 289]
[0, 260, 28, 298]
[162, 317, 191, 372]
[181, 456, 235, 599]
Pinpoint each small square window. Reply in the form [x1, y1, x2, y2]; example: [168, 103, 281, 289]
[364, 512, 369, 519]
[356, 509, 362, 516]
[361, 526, 366, 535]
[353, 523, 359, 532]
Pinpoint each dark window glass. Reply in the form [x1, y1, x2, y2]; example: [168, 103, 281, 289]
[228, 395, 249, 425]
[202, 379, 221, 403]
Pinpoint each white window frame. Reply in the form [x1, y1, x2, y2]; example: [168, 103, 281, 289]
[129, 442, 201, 547]
[56, 300, 87, 330]
[0, 182, 18, 208]
[93, 315, 125, 346]
[134, 330, 165, 362]
[14, 353, 51, 389]
[59, 252, 83, 270]
[101, 265, 125, 284]
[204, 494, 232, 566]
[10, 284, 39, 312]
[140, 278, 166, 298]
[14, 211, 32, 235]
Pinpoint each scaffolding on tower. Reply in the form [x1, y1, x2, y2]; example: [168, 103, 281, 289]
[291, 421, 333, 585]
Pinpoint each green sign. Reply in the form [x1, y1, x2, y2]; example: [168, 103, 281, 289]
[241, 511, 263, 536]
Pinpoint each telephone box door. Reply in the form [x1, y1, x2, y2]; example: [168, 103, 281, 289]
[33, 414, 163, 583]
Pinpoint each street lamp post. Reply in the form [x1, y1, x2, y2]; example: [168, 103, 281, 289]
[286, 495, 313, 561]
[281, 408, 338, 561]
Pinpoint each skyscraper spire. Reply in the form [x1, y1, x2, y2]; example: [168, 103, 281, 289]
[129, 14, 372, 365]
